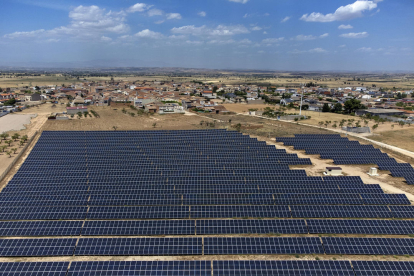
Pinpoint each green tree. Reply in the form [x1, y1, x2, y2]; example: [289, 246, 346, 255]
[322, 103, 330, 112]
[372, 124, 379, 131]
[6, 151, 12, 158]
[0, 145, 7, 152]
[343, 99, 366, 114]
[11, 148, 17, 154]
[12, 133, 20, 141]
[152, 123, 157, 128]
[331, 103, 343, 113]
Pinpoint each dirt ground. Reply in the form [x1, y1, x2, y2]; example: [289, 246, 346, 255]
[223, 103, 414, 152]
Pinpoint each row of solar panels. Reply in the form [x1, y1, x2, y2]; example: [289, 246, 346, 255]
[2, 237, 414, 256]
[276, 134, 414, 184]
[0, 193, 408, 207]
[2, 260, 412, 276]
[1, 184, 385, 195]
[1, 219, 414, 236]
[2, 205, 414, 220]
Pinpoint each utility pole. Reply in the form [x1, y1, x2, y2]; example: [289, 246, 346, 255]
[299, 83, 304, 116]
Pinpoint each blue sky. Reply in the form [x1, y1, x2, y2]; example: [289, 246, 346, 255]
[0, 0, 413, 71]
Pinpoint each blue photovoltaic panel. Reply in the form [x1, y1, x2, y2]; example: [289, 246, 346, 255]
[0, 262, 70, 276]
[82, 220, 195, 236]
[291, 205, 392, 218]
[204, 237, 324, 255]
[75, 238, 202, 256]
[0, 221, 83, 236]
[68, 261, 211, 276]
[190, 205, 291, 218]
[214, 260, 355, 276]
[352, 261, 414, 276]
[323, 237, 414, 255]
[197, 219, 307, 235]
[0, 207, 88, 220]
[307, 219, 414, 235]
[0, 238, 77, 257]
[87, 206, 189, 219]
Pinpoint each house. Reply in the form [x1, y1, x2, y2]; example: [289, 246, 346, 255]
[355, 108, 405, 117]
[24, 93, 42, 102]
[202, 91, 216, 99]
[66, 106, 88, 115]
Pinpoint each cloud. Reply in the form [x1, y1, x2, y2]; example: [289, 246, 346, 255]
[258, 50, 265, 54]
[148, 8, 163, 17]
[4, 5, 129, 40]
[292, 35, 317, 41]
[198, 11, 206, 17]
[100, 36, 112, 42]
[229, 0, 249, 3]
[281, 16, 291, 23]
[262, 37, 285, 44]
[251, 26, 262, 31]
[309, 48, 327, 53]
[300, 0, 380, 22]
[127, 3, 152, 13]
[289, 48, 328, 54]
[171, 25, 250, 36]
[340, 31, 368, 38]
[135, 29, 163, 39]
[339, 44, 347, 48]
[320, 33, 329, 38]
[186, 40, 203, 45]
[166, 13, 182, 20]
[338, 24, 353, 29]
[357, 47, 372, 52]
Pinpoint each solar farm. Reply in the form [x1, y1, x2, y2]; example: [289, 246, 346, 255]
[1, 129, 414, 275]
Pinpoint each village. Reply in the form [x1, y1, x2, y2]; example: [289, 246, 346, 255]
[1, 77, 414, 122]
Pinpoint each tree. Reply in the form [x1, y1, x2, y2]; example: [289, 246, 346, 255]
[372, 124, 379, 131]
[331, 103, 343, 113]
[11, 148, 17, 154]
[6, 151, 12, 158]
[112, 126, 118, 131]
[21, 135, 28, 143]
[318, 121, 324, 128]
[235, 123, 242, 132]
[343, 99, 365, 114]
[4, 98, 16, 106]
[5, 140, 12, 146]
[77, 112, 82, 119]
[11, 133, 20, 141]
[122, 108, 127, 114]
[399, 121, 406, 128]
[0, 133, 8, 141]
[0, 145, 7, 152]
[355, 121, 361, 128]
[322, 103, 330, 113]
[153, 123, 157, 128]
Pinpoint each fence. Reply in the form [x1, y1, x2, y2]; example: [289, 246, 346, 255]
[0, 131, 38, 183]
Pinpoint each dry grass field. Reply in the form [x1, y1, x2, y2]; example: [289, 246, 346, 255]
[2, 73, 414, 90]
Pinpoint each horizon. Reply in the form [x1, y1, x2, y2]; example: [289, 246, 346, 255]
[0, 0, 413, 71]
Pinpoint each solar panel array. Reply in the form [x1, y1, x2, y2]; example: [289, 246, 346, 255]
[276, 134, 414, 184]
[0, 130, 414, 264]
[2, 260, 414, 275]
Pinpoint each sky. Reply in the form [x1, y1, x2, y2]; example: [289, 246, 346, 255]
[0, 0, 413, 71]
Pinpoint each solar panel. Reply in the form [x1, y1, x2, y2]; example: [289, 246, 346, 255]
[204, 237, 324, 255]
[190, 205, 291, 218]
[75, 238, 202, 256]
[197, 219, 307, 235]
[352, 261, 414, 276]
[214, 260, 355, 276]
[323, 237, 414, 255]
[0, 238, 77, 257]
[68, 261, 210, 276]
[291, 205, 393, 218]
[0, 262, 70, 276]
[0, 221, 83, 236]
[82, 220, 195, 236]
[307, 219, 414, 235]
